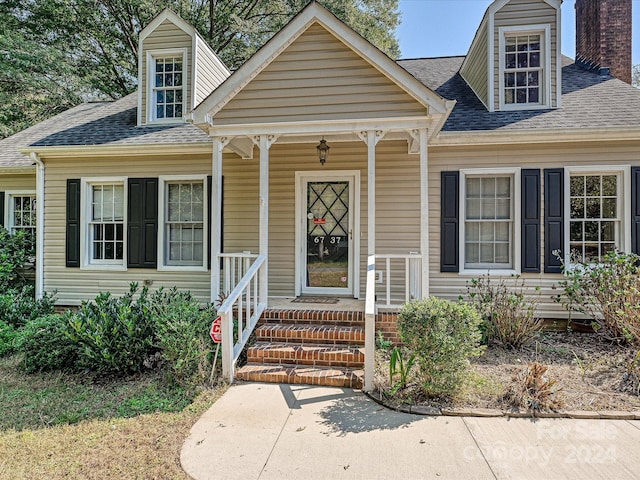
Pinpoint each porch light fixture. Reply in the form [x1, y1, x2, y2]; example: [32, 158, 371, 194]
[316, 138, 330, 165]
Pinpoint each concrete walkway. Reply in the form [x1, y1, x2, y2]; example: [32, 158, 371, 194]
[181, 383, 640, 480]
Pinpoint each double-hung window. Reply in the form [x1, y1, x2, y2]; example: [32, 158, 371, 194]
[567, 168, 628, 263]
[499, 25, 551, 110]
[159, 176, 207, 270]
[6, 192, 36, 236]
[82, 179, 126, 268]
[461, 169, 521, 273]
[147, 49, 187, 123]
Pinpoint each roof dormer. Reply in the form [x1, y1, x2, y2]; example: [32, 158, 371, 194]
[137, 9, 230, 126]
[460, 0, 561, 113]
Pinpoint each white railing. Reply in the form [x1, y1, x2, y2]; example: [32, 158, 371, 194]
[364, 255, 377, 392]
[219, 254, 267, 383]
[363, 252, 423, 392]
[375, 253, 423, 308]
[220, 252, 259, 297]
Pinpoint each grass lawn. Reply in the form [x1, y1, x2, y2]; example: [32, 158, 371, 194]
[0, 356, 226, 479]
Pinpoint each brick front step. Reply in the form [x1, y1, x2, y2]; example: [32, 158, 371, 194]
[236, 363, 364, 388]
[260, 309, 364, 327]
[247, 342, 365, 368]
[255, 324, 365, 345]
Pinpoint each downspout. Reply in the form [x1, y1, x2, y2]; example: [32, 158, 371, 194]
[30, 152, 45, 299]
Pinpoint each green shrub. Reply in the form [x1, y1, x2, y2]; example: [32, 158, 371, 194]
[398, 298, 484, 397]
[150, 288, 215, 388]
[466, 275, 542, 348]
[0, 227, 35, 291]
[554, 250, 640, 344]
[0, 286, 56, 328]
[67, 283, 156, 374]
[16, 313, 79, 373]
[0, 320, 18, 357]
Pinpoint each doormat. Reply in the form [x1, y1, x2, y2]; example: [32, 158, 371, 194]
[291, 297, 340, 304]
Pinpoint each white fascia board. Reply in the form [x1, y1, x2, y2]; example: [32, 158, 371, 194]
[19, 143, 213, 158]
[139, 9, 195, 42]
[206, 116, 433, 138]
[433, 126, 640, 146]
[192, 2, 452, 125]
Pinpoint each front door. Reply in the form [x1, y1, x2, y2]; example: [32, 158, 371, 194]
[296, 172, 359, 296]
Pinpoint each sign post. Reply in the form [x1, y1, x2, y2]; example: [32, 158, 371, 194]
[209, 316, 222, 384]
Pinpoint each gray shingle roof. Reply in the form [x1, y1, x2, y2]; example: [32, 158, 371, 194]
[398, 55, 640, 132]
[0, 93, 211, 168]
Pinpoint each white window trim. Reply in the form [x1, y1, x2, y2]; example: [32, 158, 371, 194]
[498, 24, 552, 111]
[563, 165, 631, 266]
[158, 175, 208, 272]
[146, 48, 188, 125]
[80, 177, 127, 271]
[459, 167, 522, 276]
[4, 190, 36, 234]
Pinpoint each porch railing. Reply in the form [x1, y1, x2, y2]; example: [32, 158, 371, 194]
[363, 252, 423, 392]
[219, 253, 267, 383]
[374, 253, 423, 308]
[220, 252, 259, 297]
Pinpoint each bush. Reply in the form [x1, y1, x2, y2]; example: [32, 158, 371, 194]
[0, 286, 56, 328]
[0, 227, 35, 291]
[0, 320, 18, 357]
[466, 275, 542, 348]
[503, 362, 563, 413]
[150, 288, 215, 388]
[554, 250, 640, 344]
[398, 298, 484, 397]
[67, 283, 156, 374]
[16, 313, 79, 373]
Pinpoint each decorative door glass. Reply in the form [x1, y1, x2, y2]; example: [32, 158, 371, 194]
[306, 181, 349, 288]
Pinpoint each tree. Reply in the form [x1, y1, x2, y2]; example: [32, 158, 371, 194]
[633, 64, 640, 89]
[0, 0, 400, 138]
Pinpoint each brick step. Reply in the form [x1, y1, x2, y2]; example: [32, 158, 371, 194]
[247, 342, 365, 368]
[236, 363, 364, 389]
[260, 309, 364, 327]
[255, 324, 365, 345]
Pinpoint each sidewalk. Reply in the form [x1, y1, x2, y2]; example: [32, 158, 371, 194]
[181, 383, 640, 480]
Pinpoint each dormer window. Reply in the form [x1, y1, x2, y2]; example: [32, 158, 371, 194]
[498, 25, 551, 111]
[146, 48, 188, 123]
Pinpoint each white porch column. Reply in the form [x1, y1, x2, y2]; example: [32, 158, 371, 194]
[253, 135, 278, 302]
[210, 136, 226, 303]
[418, 128, 429, 298]
[358, 130, 385, 257]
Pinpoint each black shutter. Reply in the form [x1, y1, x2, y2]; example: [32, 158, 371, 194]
[127, 178, 158, 268]
[521, 169, 541, 273]
[66, 179, 81, 267]
[207, 175, 223, 270]
[0, 192, 5, 228]
[544, 168, 564, 273]
[632, 167, 640, 255]
[440, 171, 459, 272]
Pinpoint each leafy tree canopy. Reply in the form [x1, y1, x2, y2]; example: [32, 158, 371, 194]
[633, 64, 639, 89]
[0, 0, 400, 138]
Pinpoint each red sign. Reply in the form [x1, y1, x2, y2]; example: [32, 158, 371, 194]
[313, 217, 326, 225]
[210, 316, 222, 343]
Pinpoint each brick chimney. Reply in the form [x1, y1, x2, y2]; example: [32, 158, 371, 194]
[575, 0, 632, 84]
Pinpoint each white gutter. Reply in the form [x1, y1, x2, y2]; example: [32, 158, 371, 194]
[30, 152, 45, 299]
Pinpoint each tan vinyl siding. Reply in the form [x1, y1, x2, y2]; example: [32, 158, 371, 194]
[141, 19, 193, 125]
[223, 140, 420, 299]
[428, 140, 640, 319]
[0, 173, 36, 191]
[42, 154, 212, 305]
[493, 0, 558, 110]
[214, 24, 426, 125]
[194, 36, 229, 106]
[460, 23, 489, 107]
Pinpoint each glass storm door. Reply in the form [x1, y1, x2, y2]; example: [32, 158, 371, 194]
[303, 178, 353, 295]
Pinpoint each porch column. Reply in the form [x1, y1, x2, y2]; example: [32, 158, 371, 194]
[418, 128, 429, 298]
[210, 136, 227, 303]
[359, 130, 385, 257]
[253, 135, 278, 302]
